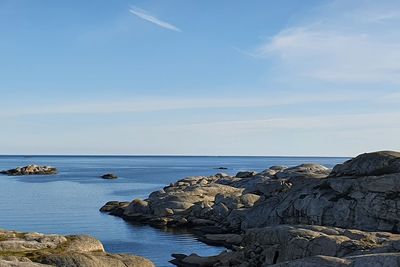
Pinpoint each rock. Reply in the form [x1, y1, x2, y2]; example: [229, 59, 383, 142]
[170, 251, 233, 267]
[173, 225, 400, 266]
[275, 164, 330, 180]
[235, 171, 257, 178]
[254, 179, 292, 198]
[0, 165, 57, 176]
[329, 151, 400, 177]
[99, 201, 129, 213]
[269, 166, 288, 171]
[41, 252, 154, 267]
[241, 169, 400, 233]
[100, 150, 400, 267]
[101, 173, 118, 179]
[240, 194, 261, 208]
[123, 199, 149, 216]
[215, 167, 228, 170]
[0, 259, 53, 266]
[0, 229, 154, 267]
[270, 255, 352, 266]
[200, 233, 243, 246]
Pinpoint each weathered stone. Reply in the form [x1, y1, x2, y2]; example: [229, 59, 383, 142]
[329, 151, 400, 177]
[240, 194, 261, 208]
[275, 164, 330, 180]
[0, 229, 154, 267]
[101, 151, 400, 267]
[236, 171, 257, 178]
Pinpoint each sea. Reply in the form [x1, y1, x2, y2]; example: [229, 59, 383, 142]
[0, 155, 347, 266]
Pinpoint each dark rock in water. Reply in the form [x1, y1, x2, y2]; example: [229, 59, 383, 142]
[215, 167, 228, 170]
[329, 150, 400, 177]
[0, 165, 57, 176]
[101, 173, 118, 179]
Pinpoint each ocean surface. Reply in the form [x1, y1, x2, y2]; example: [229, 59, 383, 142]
[0, 155, 347, 266]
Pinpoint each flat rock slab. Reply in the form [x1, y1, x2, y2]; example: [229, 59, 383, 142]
[0, 230, 154, 267]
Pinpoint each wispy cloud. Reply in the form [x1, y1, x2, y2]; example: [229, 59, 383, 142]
[169, 112, 400, 132]
[0, 93, 370, 118]
[252, 0, 400, 84]
[129, 6, 181, 32]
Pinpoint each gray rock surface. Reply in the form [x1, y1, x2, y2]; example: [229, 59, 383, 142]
[329, 151, 400, 177]
[0, 230, 154, 267]
[173, 225, 400, 266]
[102, 151, 400, 266]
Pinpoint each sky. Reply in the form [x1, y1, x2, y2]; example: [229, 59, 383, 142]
[1, 0, 400, 156]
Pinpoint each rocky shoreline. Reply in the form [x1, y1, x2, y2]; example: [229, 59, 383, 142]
[101, 151, 400, 266]
[0, 229, 154, 267]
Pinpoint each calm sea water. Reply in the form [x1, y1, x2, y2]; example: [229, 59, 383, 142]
[0, 156, 347, 266]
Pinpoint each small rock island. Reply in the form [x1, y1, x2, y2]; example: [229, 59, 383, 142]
[0, 165, 57, 176]
[101, 151, 400, 266]
[101, 173, 118, 179]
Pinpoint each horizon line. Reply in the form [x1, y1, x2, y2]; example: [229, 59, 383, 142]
[0, 154, 350, 158]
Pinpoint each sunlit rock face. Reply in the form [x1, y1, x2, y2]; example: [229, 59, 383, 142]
[0, 230, 155, 267]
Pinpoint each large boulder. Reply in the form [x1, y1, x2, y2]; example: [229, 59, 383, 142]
[329, 151, 400, 177]
[241, 171, 400, 232]
[275, 164, 331, 179]
[0, 230, 154, 267]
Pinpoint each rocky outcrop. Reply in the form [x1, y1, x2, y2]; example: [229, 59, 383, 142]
[0, 230, 154, 267]
[101, 163, 331, 231]
[101, 173, 118, 179]
[329, 151, 400, 177]
[0, 165, 57, 176]
[102, 150, 400, 266]
[172, 224, 400, 266]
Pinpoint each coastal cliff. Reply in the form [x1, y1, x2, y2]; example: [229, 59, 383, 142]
[101, 151, 400, 266]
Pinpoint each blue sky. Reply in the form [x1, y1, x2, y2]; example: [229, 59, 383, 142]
[1, 0, 400, 156]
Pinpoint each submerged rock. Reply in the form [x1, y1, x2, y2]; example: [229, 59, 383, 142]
[101, 173, 118, 179]
[0, 229, 154, 267]
[0, 165, 57, 176]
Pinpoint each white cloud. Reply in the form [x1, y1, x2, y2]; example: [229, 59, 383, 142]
[166, 112, 400, 132]
[129, 6, 181, 32]
[255, 1, 400, 84]
[0, 93, 370, 118]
